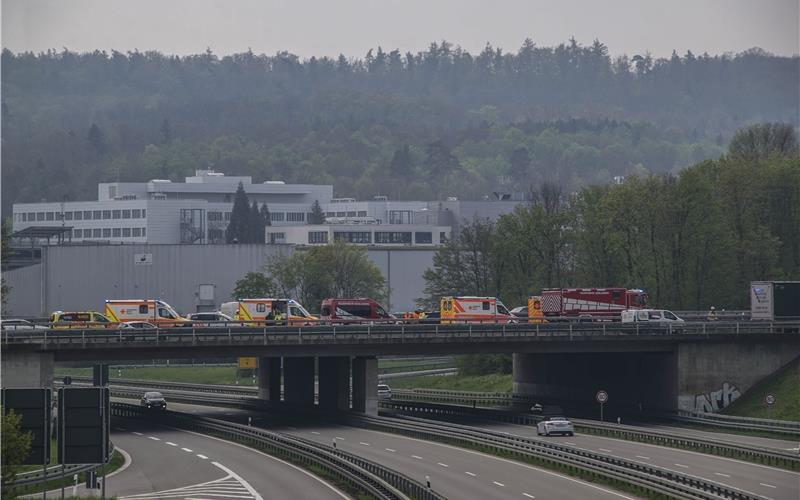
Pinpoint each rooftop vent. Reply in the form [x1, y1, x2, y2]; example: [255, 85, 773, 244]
[264, 181, 286, 185]
[150, 179, 172, 183]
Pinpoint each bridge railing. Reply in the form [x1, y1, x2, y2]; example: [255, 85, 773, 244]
[4, 320, 799, 347]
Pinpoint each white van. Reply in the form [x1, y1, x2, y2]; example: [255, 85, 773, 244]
[621, 309, 684, 324]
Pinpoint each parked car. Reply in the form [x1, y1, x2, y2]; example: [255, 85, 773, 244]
[621, 309, 684, 324]
[186, 312, 234, 327]
[118, 321, 158, 329]
[319, 298, 395, 324]
[530, 403, 543, 414]
[377, 384, 392, 400]
[536, 416, 574, 436]
[1, 318, 48, 330]
[141, 391, 167, 410]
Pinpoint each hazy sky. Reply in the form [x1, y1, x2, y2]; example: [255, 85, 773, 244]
[3, 0, 798, 59]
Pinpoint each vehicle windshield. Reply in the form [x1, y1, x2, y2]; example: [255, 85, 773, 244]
[664, 311, 678, 320]
[497, 301, 510, 315]
[290, 304, 311, 318]
[146, 392, 163, 398]
[633, 293, 648, 306]
[549, 417, 567, 421]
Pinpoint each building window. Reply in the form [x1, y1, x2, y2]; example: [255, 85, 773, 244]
[102, 228, 111, 237]
[112, 228, 121, 237]
[326, 212, 335, 217]
[333, 231, 371, 244]
[73, 211, 82, 220]
[46, 212, 55, 221]
[133, 227, 142, 237]
[208, 211, 223, 221]
[440, 232, 446, 243]
[73, 229, 81, 238]
[268, 232, 286, 244]
[84, 211, 92, 220]
[346, 211, 357, 217]
[375, 232, 412, 244]
[141, 227, 146, 237]
[357, 211, 367, 217]
[142, 209, 146, 218]
[27, 212, 35, 221]
[415, 232, 433, 244]
[18, 213, 25, 222]
[122, 228, 131, 237]
[132, 209, 141, 218]
[112, 210, 121, 219]
[336, 212, 346, 217]
[270, 212, 285, 222]
[64, 212, 73, 220]
[83, 229, 92, 238]
[36, 212, 45, 221]
[93, 210, 102, 219]
[308, 231, 328, 244]
[102, 210, 111, 219]
[122, 209, 131, 219]
[93, 228, 102, 238]
[388, 210, 413, 225]
[287, 212, 305, 222]
[224, 212, 231, 221]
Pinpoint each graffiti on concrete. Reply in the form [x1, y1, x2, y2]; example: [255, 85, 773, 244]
[695, 382, 741, 412]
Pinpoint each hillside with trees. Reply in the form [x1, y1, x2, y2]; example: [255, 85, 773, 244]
[2, 40, 797, 214]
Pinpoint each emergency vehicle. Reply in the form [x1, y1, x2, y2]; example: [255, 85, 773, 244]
[220, 299, 316, 325]
[440, 296, 515, 323]
[50, 311, 116, 329]
[526, 296, 547, 323]
[104, 300, 192, 327]
[539, 288, 647, 320]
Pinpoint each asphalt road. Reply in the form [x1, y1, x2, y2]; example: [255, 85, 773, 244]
[629, 421, 800, 451]
[72, 417, 348, 500]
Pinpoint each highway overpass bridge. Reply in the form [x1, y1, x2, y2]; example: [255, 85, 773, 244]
[3, 321, 799, 417]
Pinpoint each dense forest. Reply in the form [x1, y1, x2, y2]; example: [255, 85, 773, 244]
[2, 40, 798, 215]
[422, 134, 800, 310]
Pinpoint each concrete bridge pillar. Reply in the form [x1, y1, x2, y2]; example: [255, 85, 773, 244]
[258, 357, 282, 402]
[352, 356, 378, 415]
[1, 351, 55, 388]
[318, 356, 350, 412]
[283, 357, 315, 408]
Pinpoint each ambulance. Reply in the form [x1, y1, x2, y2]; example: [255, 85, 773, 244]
[220, 299, 317, 325]
[439, 296, 515, 323]
[104, 299, 192, 327]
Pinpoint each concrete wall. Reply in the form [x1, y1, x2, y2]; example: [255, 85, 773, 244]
[1, 351, 55, 388]
[4, 244, 436, 317]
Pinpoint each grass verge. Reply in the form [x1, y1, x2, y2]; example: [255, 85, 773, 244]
[8, 450, 124, 497]
[721, 357, 799, 421]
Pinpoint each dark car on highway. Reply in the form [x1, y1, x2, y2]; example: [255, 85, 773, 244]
[141, 391, 167, 410]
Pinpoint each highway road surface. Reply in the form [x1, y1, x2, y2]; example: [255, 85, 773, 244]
[71, 417, 347, 500]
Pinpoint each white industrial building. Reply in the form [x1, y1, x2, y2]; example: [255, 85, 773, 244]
[266, 223, 450, 246]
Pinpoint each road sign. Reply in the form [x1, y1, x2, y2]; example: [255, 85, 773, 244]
[765, 393, 776, 406]
[1, 389, 52, 465]
[596, 390, 609, 404]
[63, 376, 73, 385]
[239, 357, 257, 369]
[57, 387, 110, 464]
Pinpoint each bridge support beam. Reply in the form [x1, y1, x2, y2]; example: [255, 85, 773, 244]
[318, 356, 350, 412]
[1, 351, 54, 388]
[283, 357, 315, 408]
[352, 356, 378, 415]
[258, 357, 282, 402]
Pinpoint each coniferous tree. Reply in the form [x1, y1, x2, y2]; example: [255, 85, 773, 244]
[309, 200, 326, 224]
[260, 204, 271, 227]
[250, 201, 264, 243]
[226, 182, 251, 243]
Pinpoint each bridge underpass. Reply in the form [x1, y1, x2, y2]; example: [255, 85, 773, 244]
[3, 322, 799, 416]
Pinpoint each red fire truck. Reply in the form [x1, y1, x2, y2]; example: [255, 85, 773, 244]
[539, 288, 647, 320]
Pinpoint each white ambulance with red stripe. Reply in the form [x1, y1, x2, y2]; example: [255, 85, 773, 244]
[104, 299, 192, 327]
[440, 296, 515, 323]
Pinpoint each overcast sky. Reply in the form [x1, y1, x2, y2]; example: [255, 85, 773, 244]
[3, 0, 798, 59]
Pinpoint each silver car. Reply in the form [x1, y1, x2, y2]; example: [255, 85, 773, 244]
[377, 384, 392, 400]
[537, 416, 574, 436]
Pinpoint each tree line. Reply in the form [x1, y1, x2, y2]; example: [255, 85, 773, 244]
[3, 41, 797, 215]
[422, 125, 800, 311]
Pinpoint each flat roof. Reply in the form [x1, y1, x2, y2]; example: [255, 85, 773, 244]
[10, 226, 73, 239]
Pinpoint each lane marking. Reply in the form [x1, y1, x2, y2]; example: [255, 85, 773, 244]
[493, 481, 505, 487]
[359, 442, 370, 446]
[465, 472, 477, 477]
[635, 455, 650, 460]
[335, 436, 345, 440]
[385, 448, 396, 453]
[437, 462, 449, 467]
[759, 483, 777, 489]
[564, 442, 576, 446]
[133, 432, 144, 436]
[148, 436, 161, 441]
[287, 426, 297, 430]
[674, 463, 689, 468]
[598, 448, 612, 453]
[715, 473, 731, 478]
[120, 461, 263, 500]
[411, 455, 423, 460]
[182, 448, 193, 453]
[166, 442, 178, 446]
[197, 454, 209, 459]
[213, 462, 264, 500]
[311, 431, 320, 435]
[523, 494, 535, 499]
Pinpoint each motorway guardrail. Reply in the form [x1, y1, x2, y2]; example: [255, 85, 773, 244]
[669, 410, 800, 437]
[5, 320, 800, 349]
[111, 402, 445, 500]
[8, 443, 115, 491]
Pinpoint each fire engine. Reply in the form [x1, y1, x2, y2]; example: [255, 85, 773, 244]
[440, 296, 515, 323]
[537, 288, 647, 320]
[104, 299, 192, 327]
[220, 299, 316, 325]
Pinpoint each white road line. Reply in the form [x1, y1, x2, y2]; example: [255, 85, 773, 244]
[287, 426, 297, 430]
[335, 436, 345, 440]
[311, 431, 320, 435]
[385, 448, 396, 453]
[674, 463, 689, 468]
[437, 463, 449, 467]
[598, 448, 612, 453]
[564, 442, 576, 446]
[359, 442, 370, 446]
[411, 455, 423, 460]
[493, 481, 505, 487]
[197, 454, 209, 459]
[715, 473, 731, 478]
[148, 436, 161, 441]
[523, 494, 535, 499]
[182, 448, 193, 453]
[133, 432, 144, 436]
[465, 472, 477, 477]
[165, 442, 178, 446]
[759, 483, 777, 489]
[213, 462, 264, 500]
[635, 455, 650, 460]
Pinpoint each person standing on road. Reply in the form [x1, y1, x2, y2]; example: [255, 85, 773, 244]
[707, 306, 718, 321]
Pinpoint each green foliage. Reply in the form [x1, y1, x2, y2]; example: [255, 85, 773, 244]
[423, 150, 800, 310]
[456, 354, 512, 376]
[232, 271, 276, 299]
[1, 408, 33, 496]
[226, 182, 262, 243]
[390, 373, 512, 392]
[728, 123, 798, 161]
[722, 358, 800, 421]
[309, 200, 325, 224]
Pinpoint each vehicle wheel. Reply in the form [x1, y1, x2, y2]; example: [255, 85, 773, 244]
[545, 431, 550, 437]
[568, 432, 574, 436]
